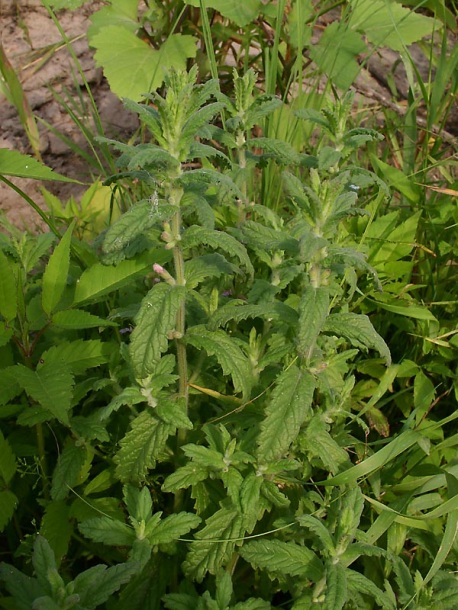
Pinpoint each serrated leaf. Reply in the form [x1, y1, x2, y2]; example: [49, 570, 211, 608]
[146, 512, 201, 545]
[91, 26, 197, 101]
[79, 516, 135, 547]
[162, 463, 209, 492]
[13, 362, 74, 425]
[302, 416, 350, 475]
[40, 501, 72, 566]
[346, 570, 393, 609]
[324, 562, 347, 610]
[156, 398, 193, 430]
[209, 301, 298, 331]
[0, 491, 18, 532]
[237, 220, 299, 254]
[42, 221, 75, 316]
[0, 249, 17, 321]
[257, 365, 315, 463]
[73, 250, 170, 305]
[0, 430, 16, 485]
[52, 309, 117, 329]
[297, 285, 329, 358]
[0, 562, 43, 610]
[186, 325, 252, 398]
[248, 137, 302, 165]
[124, 485, 152, 523]
[296, 515, 335, 554]
[349, 0, 437, 52]
[115, 411, 175, 483]
[240, 539, 323, 582]
[182, 225, 254, 276]
[51, 441, 88, 501]
[130, 283, 186, 379]
[0, 148, 77, 182]
[324, 313, 391, 365]
[73, 562, 138, 609]
[41, 339, 112, 374]
[183, 507, 244, 582]
[184, 253, 239, 289]
[32, 535, 62, 595]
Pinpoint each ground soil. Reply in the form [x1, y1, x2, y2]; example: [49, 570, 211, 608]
[1, 1, 456, 232]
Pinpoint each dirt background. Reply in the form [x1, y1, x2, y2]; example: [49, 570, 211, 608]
[1, 1, 456, 231]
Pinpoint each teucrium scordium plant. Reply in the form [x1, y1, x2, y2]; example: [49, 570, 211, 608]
[4, 70, 444, 609]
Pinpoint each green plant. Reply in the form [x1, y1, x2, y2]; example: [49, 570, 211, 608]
[2, 68, 458, 609]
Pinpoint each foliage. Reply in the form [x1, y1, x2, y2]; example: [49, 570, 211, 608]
[1, 62, 457, 610]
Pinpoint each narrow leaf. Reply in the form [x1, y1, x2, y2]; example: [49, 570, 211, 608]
[0, 148, 77, 182]
[52, 309, 117, 329]
[42, 221, 75, 316]
[0, 249, 17, 321]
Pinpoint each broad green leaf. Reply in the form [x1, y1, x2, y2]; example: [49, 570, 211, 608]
[248, 137, 302, 165]
[52, 308, 117, 329]
[186, 325, 252, 398]
[41, 339, 113, 374]
[183, 507, 244, 582]
[324, 313, 391, 365]
[124, 485, 152, 523]
[0, 562, 43, 609]
[73, 562, 138, 610]
[88, 0, 139, 39]
[318, 430, 421, 486]
[297, 285, 329, 358]
[40, 501, 72, 567]
[130, 283, 186, 379]
[346, 570, 393, 609]
[0, 490, 18, 532]
[115, 411, 175, 483]
[296, 515, 335, 554]
[185, 0, 262, 27]
[73, 250, 170, 305]
[13, 362, 74, 425]
[301, 416, 350, 475]
[257, 365, 315, 463]
[51, 441, 88, 501]
[324, 562, 347, 610]
[41, 221, 75, 316]
[182, 226, 254, 276]
[184, 253, 239, 289]
[0, 430, 16, 485]
[349, 0, 437, 52]
[146, 512, 201, 545]
[162, 463, 208, 492]
[371, 157, 421, 203]
[79, 517, 135, 546]
[0, 249, 17, 321]
[209, 301, 298, 331]
[0, 148, 77, 181]
[240, 539, 324, 582]
[33, 535, 63, 595]
[366, 210, 420, 267]
[309, 22, 366, 90]
[91, 26, 197, 101]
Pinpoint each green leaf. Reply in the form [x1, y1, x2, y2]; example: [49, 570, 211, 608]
[124, 485, 152, 523]
[346, 570, 393, 609]
[73, 562, 138, 609]
[41, 221, 75, 316]
[324, 562, 347, 610]
[91, 26, 197, 101]
[13, 362, 74, 425]
[40, 501, 72, 567]
[301, 416, 350, 475]
[146, 512, 201, 545]
[51, 440, 88, 501]
[88, 0, 139, 39]
[0, 430, 16, 485]
[186, 0, 262, 27]
[183, 507, 244, 582]
[73, 250, 170, 305]
[0, 490, 18, 532]
[186, 325, 252, 398]
[162, 463, 208, 492]
[52, 309, 117, 329]
[32, 535, 62, 596]
[318, 430, 421, 486]
[324, 313, 391, 365]
[0, 148, 77, 182]
[349, 0, 437, 52]
[371, 157, 421, 203]
[209, 301, 298, 331]
[0, 562, 43, 610]
[309, 22, 366, 90]
[257, 365, 315, 463]
[182, 226, 254, 276]
[184, 253, 239, 289]
[0, 249, 17, 322]
[369, 297, 437, 321]
[240, 539, 323, 582]
[297, 286, 329, 358]
[115, 411, 175, 483]
[41, 339, 112, 374]
[79, 517, 135, 547]
[130, 283, 186, 379]
[248, 137, 302, 165]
